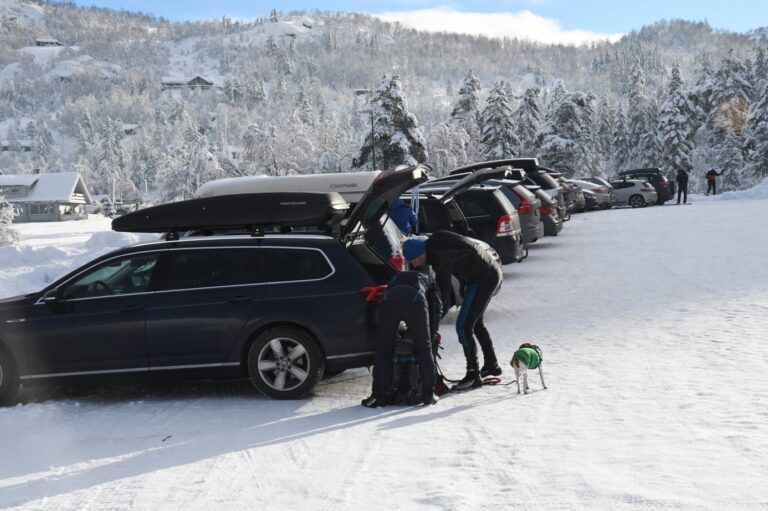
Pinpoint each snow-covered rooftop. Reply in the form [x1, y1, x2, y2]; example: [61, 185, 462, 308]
[1, 172, 92, 204]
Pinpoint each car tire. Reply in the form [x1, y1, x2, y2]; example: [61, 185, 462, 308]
[247, 326, 324, 399]
[0, 349, 20, 406]
[629, 195, 645, 208]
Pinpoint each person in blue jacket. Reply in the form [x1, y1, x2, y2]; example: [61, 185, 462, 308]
[388, 198, 418, 234]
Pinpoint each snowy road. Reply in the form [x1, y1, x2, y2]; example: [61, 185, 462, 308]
[1, 194, 767, 510]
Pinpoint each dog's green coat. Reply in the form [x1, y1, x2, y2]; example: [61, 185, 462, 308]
[511, 347, 541, 369]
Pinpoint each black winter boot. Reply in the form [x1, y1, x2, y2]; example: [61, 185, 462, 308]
[480, 362, 502, 377]
[453, 370, 482, 391]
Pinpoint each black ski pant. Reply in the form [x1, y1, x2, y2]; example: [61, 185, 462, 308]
[707, 181, 716, 195]
[455, 266, 502, 372]
[372, 300, 435, 399]
[677, 184, 688, 204]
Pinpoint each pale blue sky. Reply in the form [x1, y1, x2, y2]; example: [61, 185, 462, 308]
[71, 0, 768, 35]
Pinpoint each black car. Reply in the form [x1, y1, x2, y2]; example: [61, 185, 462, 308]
[418, 169, 526, 264]
[0, 166, 429, 403]
[617, 168, 672, 205]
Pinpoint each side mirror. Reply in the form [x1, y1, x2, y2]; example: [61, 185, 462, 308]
[42, 288, 59, 304]
[42, 288, 67, 312]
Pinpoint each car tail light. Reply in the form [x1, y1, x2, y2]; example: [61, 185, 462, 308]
[640, 187, 655, 192]
[515, 195, 532, 215]
[389, 252, 406, 271]
[360, 285, 388, 302]
[660, 181, 668, 188]
[540, 206, 553, 215]
[591, 187, 605, 193]
[496, 215, 515, 236]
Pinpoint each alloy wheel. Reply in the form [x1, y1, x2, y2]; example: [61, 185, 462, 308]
[256, 337, 310, 392]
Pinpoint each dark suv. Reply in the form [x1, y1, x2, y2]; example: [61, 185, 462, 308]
[617, 168, 671, 204]
[418, 169, 526, 264]
[0, 166, 429, 403]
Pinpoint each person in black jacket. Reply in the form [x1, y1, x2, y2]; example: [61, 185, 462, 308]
[676, 169, 689, 204]
[362, 267, 442, 408]
[403, 231, 503, 391]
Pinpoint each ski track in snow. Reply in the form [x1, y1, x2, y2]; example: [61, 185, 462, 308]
[1, 196, 768, 509]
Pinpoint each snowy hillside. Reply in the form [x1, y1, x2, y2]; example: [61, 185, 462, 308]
[0, 1, 767, 202]
[1, 190, 767, 509]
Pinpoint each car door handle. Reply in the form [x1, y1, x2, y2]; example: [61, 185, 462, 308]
[227, 295, 252, 303]
[119, 304, 144, 312]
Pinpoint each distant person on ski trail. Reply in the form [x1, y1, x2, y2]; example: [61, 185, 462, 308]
[676, 169, 689, 204]
[361, 266, 442, 408]
[706, 168, 723, 196]
[403, 231, 503, 392]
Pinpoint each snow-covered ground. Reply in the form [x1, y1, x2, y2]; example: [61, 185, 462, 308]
[1, 190, 768, 510]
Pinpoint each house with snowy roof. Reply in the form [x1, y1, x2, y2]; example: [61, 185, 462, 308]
[35, 38, 62, 47]
[161, 76, 214, 91]
[0, 172, 92, 222]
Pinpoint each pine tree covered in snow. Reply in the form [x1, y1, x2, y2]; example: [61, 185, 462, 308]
[595, 97, 615, 167]
[0, 196, 20, 247]
[658, 64, 695, 175]
[479, 81, 520, 160]
[612, 105, 631, 171]
[427, 122, 471, 175]
[537, 88, 594, 175]
[515, 88, 542, 156]
[450, 70, 482, 134]
[710, 50, 754, 135]
[717, 131, 746, 190]
[745, 83, 768, 179]
[626, 62, 651, 166]
[353, 75, 427, 171]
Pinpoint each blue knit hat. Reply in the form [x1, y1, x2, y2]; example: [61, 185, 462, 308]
[402, 238, 426, 261]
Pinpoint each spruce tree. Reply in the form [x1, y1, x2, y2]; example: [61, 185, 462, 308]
[536, 89, 591, 175]
[515, 88, 542, 156]
[745, 83, 768, 179]
[612, 105, 631, 171]
[626, 61, 649, 166]
[658, 65, 695, 176]
[717, 131, 745, 191]
[710, 49, 754, 135]
[0, 195, 21, 247]
[450, 69, 482, 158]
[353, 75, 427, 171]
[479, 81, 520, 160]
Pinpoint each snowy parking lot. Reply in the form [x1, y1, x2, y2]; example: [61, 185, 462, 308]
[1, 190, 768, 510]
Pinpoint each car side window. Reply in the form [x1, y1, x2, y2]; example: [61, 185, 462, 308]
[265, 248, 332, 282]
[60, 254, 159, 299]
[455, 196, 488, 218]
[161, 248, 265, 291]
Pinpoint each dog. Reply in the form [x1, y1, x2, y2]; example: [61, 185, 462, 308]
[510, 343, 546, 394]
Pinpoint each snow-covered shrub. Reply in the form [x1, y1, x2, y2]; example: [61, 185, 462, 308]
[0, 196, 21, 247]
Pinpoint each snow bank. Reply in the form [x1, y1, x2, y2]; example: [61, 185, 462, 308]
[0, 244, 68, 268]
[716, 177, 768, 200]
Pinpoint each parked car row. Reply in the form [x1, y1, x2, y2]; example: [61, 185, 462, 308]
[0, 159, 670, 404]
